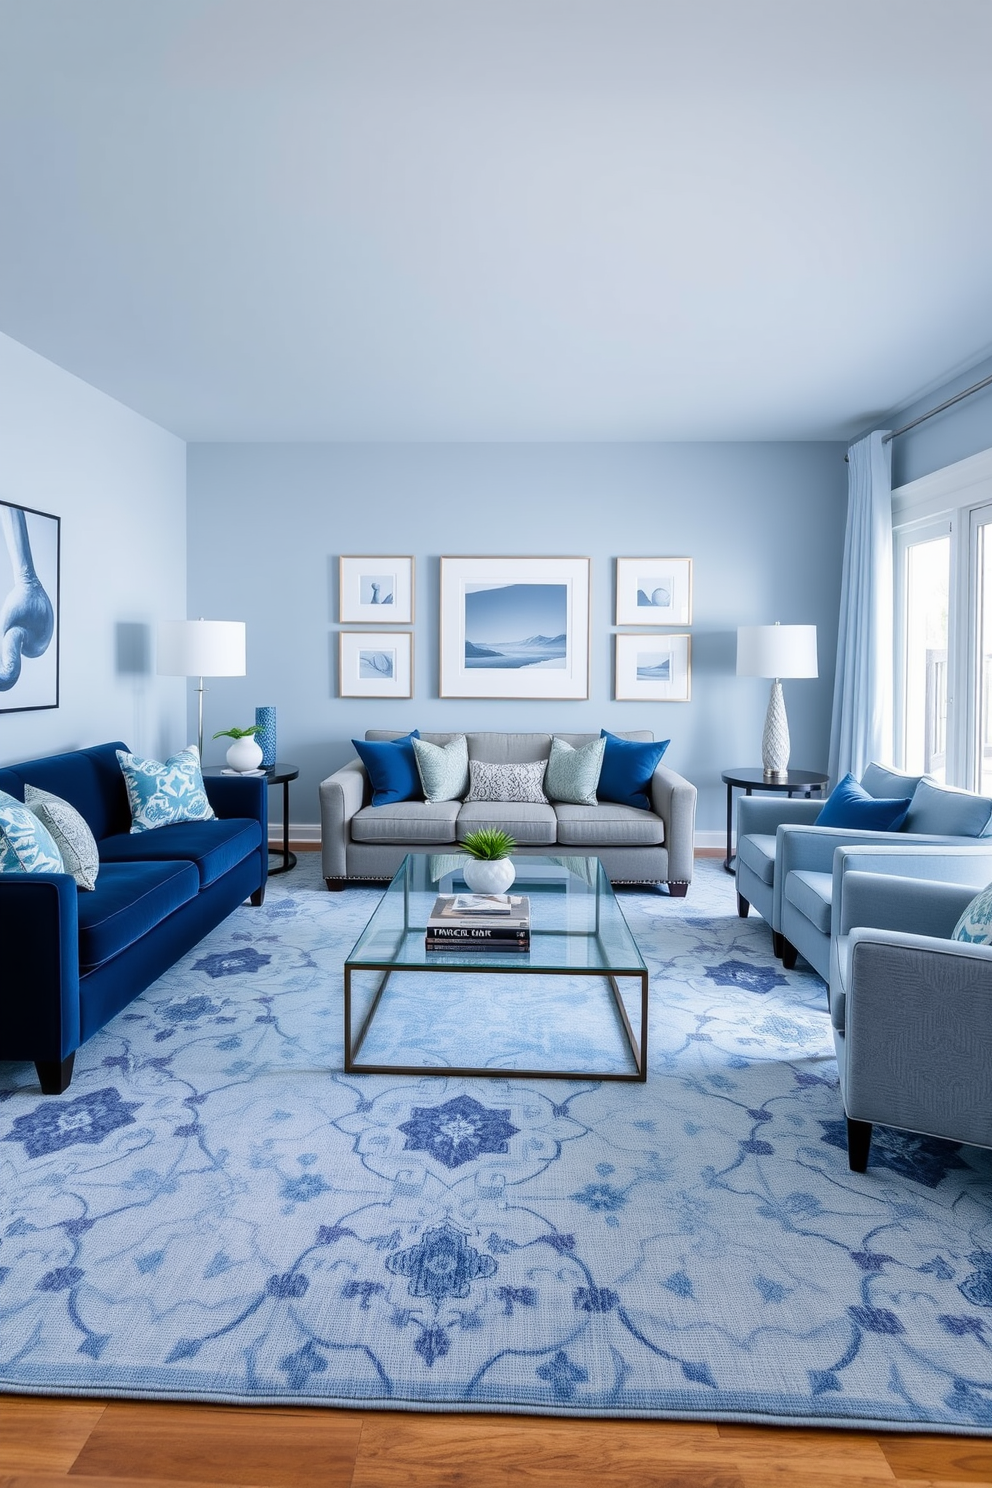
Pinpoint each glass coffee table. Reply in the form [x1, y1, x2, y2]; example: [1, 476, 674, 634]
[344, 853, 648, 1081]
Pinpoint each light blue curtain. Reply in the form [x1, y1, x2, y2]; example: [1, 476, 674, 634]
[828, 429, 893, 785]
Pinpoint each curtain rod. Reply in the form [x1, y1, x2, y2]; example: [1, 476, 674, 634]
[844, 367, 992, 460]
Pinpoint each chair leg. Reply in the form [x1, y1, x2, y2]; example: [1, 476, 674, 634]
[771, 930, 783, 957]
[780, 938, 798, 969]
[35, 1053, 75, 1095]
[737, 893, 750, 918]
[846, 1117, 873, 1173]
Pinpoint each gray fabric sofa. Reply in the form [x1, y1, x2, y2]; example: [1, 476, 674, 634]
[319, 730, 697, 894]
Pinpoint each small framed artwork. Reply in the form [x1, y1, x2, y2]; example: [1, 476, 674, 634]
[615, 556, 692, 626]
[615, 633, 691, 702]
[439, 556, 590, 699]
[339, 632, 413, 698]
[339, 555, 414, 624]
[0, 499, 60, 713]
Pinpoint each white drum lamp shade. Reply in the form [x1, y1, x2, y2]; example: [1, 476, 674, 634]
[736, 623, 818, 780]
[157, 619, 246, 758]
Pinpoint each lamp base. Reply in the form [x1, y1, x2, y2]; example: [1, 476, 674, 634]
[761, 679, 791, 779]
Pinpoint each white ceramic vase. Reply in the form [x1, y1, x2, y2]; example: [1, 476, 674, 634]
[226, 735, 264, 773]
[462, 856, 515, 895]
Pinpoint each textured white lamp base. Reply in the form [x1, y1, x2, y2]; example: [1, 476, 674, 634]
[762, 679, 791, 779]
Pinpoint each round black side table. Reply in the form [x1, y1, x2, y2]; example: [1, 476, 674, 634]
[722, 766, 829, 874]
[206, 762, 299, 875]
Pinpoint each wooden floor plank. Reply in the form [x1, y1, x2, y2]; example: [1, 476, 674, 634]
[879, 1434, 992, 1483]
[65, 1402, 363, 1487]
[0, 1399, 107, 1474]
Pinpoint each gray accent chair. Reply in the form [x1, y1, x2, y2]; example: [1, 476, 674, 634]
[319, 730, 697, 894]
[829, 846, 992, 1172]
[736, 763, 992, 981]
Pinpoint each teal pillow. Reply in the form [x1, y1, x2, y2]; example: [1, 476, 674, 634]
[0, 788, 65, 874]
[413, 735, 470, 803]
[352, 731, 421, 806]
[25, 784, 100, 889]
[597, 731, 669, 812]
[545, 736, 605, 806]
[117, 746, 217, 833]
[902, 778, 992, 838]
[953, 882, 992, 943]
[814, 773, 911, 831]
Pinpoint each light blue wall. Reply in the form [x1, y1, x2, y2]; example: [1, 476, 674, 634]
[886, 351, 992, 489]
[186, 442, 847, 839]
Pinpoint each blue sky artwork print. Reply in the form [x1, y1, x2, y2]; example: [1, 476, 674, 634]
[359, 648, 394, 679]
[464, 582, 567, 669]
[636, 649, 671, 682]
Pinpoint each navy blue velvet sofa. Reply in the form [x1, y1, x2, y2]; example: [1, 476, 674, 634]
[0, 741, 267, 1095]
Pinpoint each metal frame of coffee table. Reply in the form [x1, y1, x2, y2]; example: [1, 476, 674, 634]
[343, 856, 649, 1082]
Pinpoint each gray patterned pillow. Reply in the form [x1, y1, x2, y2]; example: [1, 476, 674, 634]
[544, 735, 606, 806]
[465, 759, 549, 804]
[24, 784, 100, 889]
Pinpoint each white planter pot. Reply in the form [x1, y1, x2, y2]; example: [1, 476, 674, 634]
[226, 735, 264, 773]
[462, 856, 515, 895]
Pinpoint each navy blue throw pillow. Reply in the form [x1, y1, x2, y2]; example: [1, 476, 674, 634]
[352, 731, 422, 807]
[814, 772, 911, 831]
[597, 731, 670, 812]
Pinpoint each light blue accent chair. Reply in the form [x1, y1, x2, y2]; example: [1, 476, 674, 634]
[736, 763, 992, 981]
[829, 850, 992, 1172]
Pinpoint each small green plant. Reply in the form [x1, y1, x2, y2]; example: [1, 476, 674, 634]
[461, 827, 516, 860]
[211, 725, 261, 740]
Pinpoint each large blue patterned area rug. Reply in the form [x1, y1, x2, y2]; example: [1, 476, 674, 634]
[3, 856, 992, 1435]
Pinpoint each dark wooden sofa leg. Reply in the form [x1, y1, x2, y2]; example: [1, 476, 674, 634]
[737, 892, 750, 918]
[35, 1053, 75, 1095]
[847, 1117, 873, 1173]
[250, 886, 265, 906]
[667, 882, 688, 898]
[325, 877, 346, 892]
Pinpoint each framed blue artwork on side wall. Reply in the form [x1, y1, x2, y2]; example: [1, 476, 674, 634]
[0, 499, 60, 713]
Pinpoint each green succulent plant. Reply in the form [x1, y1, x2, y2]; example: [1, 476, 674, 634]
[211, 725, 261, 740]
[460, 827, 516, 861]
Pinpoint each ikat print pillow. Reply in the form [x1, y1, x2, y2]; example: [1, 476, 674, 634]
[412, 735, 470, 803]
[116, 746, 216, 833]
[0, 788, 65, 874]
[952, 881, 992, 944]
[24, 785, 100, 890]
[465, 759, 549, 805]
[544, 735, 606, 807]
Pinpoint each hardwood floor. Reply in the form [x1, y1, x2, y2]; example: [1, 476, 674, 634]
[2, 1396, 992, 1487]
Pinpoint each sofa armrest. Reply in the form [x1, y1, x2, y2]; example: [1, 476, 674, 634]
[737, 795, 822, 838]
[649, 762, 697, 884]
[771, 824, 953, 932]
[203, 772, 268, 828]
[0, 874, 80, 1062]
[319, 760, 369, 880]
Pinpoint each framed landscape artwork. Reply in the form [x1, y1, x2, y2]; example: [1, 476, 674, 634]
[615, 633, 691, 702]
[339, 631, 413, 698]
[339, 555, 414, 624]
[615, 556, 692, 626]
[439, 556, 590, 699]
[0, 498, 60, 713]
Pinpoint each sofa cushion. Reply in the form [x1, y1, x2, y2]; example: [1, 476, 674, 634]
[783, 870, 833, 933]
[24, 785, 100, 890]
[465, 759, 549, 804]
[598, 731, 669, 811]
[117, 747, 217, 832]
[545, 735, 605, 806]
[456, 801, 558, 845]
[736, 833, 777, 886]
[860, 761, 926, 800]
[413, 734, 469, 802]
[815, 772, 911, 831]
[351, 800, 461, 844]
[0, 789, 65, 874]
[353, 731, 421, 806]
[99, 818, 262, 888]
[903, 777, 992, 838]
[465, 732, 553, 765]
[76, 859, 200, 970]
[554, 801, 665, 847]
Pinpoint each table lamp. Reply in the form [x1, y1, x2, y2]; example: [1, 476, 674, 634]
[157, 619, 246, 758]
[736, 623, 818, 780]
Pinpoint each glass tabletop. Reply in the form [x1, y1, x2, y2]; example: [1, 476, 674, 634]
[346, 852, 646, 975]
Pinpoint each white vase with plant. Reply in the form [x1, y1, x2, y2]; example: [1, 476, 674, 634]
[460, 827, 516, 894]
[213, 725, 264, 773]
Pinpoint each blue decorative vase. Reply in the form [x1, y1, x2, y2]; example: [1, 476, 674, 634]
[254, 706, 277, 769]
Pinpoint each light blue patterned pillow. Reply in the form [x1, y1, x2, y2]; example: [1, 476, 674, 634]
[117, 746, 216, 833]
[953, 882, 992, 944]
[544, 735, 605, 806]
[412, 735, 470, 803]
[0, 788, 65, 874]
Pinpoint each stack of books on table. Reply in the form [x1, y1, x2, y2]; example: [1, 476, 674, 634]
[425, 893, 531, 952]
